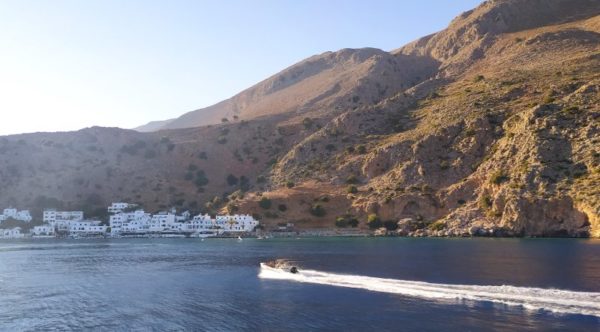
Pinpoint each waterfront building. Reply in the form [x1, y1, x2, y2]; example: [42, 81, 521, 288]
[0, 227, 24, 239]
[106, 202, 259, 237]
[109, 209, 151, 235]
[68, 221, 108, 235]
[31, 225, 55, 236]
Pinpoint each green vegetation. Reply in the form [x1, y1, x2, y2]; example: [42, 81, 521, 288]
[226, 174, 239, 186]
[309, 204, 326, 217]
[367, 214, 382, 229]
[302, 117, 314, 129]
[277, 204, 287, 212]
[347, 185, 358, 194]
[285, 181, 295, 188]
[258, 197, 272, 209]
[335, 215, 359, 228]
[428, 220, 446, 231]
[479, 195, 493, 210]
[346, 175, 358, 184]
[383, 220, 398, 231]
[143, 149, 157, 159]
[239, 176, 251, 191]
[120, 140, 147, 156]
[489, 170, 510, 185]
[356, 144, 367, 154]
[439, 160, 450, 170]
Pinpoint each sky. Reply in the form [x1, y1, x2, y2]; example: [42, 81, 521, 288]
[0, 0, 483, 136]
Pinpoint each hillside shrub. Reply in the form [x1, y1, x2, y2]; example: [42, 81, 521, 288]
[259, 197, 272, 209]
[383, 220, 398, 231]
[335, 215, 359, 228]
[346, 175, 358, 184]
[428, 220, 446, 231]
[356, 145, 367, 154]
[194, 170, 209, 187]
[489, 170, 509, 185]
[310, 204, 326, 217]
[302, 117, 313, 129]
[226, 174, 239, 186]
[479, 195, 493, 210]
[367, 214, 382, 229]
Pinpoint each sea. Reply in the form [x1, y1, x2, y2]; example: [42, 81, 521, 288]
[0, 237, 599, 331]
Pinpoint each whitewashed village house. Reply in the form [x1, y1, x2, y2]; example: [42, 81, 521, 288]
[0, 208, 32, 223]
[108, 203, 259, 237]
[32, 224, 55, 237]
[38, 209, 107, 236]
[43, 210, 85, 231]
[0, 227, 24, 239]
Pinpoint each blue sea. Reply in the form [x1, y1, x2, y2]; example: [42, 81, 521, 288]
[0, 237, 599, 331]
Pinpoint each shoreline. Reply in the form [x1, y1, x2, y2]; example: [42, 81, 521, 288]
[3, 230, 599, 240]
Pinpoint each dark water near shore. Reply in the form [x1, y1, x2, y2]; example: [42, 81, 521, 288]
[0, 237, 599, 331]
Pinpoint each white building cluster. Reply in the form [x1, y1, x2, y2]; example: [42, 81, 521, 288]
[0, 202, 259, 239]
[0, 208, 32, 238]
[0, 208, 32, 223]
[0, 227, 24, 239]
[108, 202, 259, 237]
[31, 209, 107, 237]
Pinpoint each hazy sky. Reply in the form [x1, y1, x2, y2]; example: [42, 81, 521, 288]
[0, 0, 482, 136]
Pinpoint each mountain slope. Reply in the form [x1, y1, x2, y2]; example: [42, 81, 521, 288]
[157, 48, 438, 130]
[134, 119, 174, 132]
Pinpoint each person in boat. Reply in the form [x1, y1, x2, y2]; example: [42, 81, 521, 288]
[264, 259, 299, 274]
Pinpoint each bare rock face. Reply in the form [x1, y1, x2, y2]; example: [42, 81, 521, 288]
[396, 0, 600, 73]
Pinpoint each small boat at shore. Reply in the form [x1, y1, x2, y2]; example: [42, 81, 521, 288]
[260, 259, 299, 274]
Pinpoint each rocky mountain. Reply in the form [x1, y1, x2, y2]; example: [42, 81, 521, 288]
[151, 47, 438, 130]
[1, 0, 598, 237]
[135, 119, 174, 132]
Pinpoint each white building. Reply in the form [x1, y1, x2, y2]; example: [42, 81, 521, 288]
[32, 225, 55, 236]
[43, 210, 84, 230]
[109, 210, 151, 235]
[214, 214, 259, 232]
[0, 227, 24, 239]
[106, 203, 259, 237]
[69, 221, 108, 235]
[0, 208, 33, 223]
[108, 202, 135, 214]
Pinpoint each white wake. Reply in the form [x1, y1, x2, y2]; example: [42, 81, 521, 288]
[259, 266, 600, 317]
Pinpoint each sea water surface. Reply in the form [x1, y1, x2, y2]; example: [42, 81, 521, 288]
[0, 237, 599, 331]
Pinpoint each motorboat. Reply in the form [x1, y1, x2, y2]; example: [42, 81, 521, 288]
[260, 259, 299, 274]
